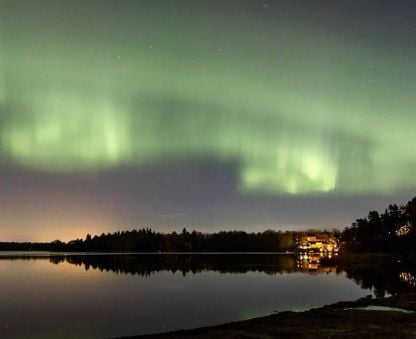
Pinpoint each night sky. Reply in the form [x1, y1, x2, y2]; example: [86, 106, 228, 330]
[1, 0, 416, 241]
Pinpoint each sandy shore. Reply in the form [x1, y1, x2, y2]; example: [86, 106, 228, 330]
[119, 292, 416, 338]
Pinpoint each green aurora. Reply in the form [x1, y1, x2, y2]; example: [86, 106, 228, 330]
[1, 0, 416, 196]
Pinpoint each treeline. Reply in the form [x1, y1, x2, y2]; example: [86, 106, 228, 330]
[0, 229, 295, 253]
[342, 197, 416, 253]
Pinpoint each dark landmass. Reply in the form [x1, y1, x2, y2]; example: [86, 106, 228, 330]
[119, 291, 416, 339]
[0, 229, 297, 252]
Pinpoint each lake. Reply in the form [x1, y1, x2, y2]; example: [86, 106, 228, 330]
[0, 252, 408, 339]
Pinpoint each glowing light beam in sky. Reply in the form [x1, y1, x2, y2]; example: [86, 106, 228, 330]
[1, 0, 416, 196]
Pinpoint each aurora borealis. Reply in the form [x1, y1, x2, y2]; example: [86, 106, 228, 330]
[1, 0, 416, 240]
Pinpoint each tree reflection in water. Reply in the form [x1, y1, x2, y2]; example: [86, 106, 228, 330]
[44, 253, 416, 297]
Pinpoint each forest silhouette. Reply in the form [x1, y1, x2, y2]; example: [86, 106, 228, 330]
[342, 197, 416, 253]
[1, 196, 416, 254]
[0, 229, 296, 252]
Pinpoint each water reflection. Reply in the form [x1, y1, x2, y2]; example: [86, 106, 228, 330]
[52, 253, 416, 297]
[3, 252, 416, 294]
[54, 253, 300, 276]
[336, 255, 416, 297]
[45, 253, 416, 296]
[296, 252, 337, 273]
[399, 272, 416, 287]
[0, 253, 415, 338]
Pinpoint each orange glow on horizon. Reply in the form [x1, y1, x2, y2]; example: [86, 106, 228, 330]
[0, 219, 117, 242]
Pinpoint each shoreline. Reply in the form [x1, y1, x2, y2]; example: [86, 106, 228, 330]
[119, 292, 416, 339]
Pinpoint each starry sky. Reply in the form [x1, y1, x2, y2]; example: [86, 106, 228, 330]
[1, 0, 416, 241]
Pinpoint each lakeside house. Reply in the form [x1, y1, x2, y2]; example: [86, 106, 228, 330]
[296, 232, 339, 271]
[296, 232, 339, 254]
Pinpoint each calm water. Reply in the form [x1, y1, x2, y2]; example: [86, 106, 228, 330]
[0, 252, 407, 339]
